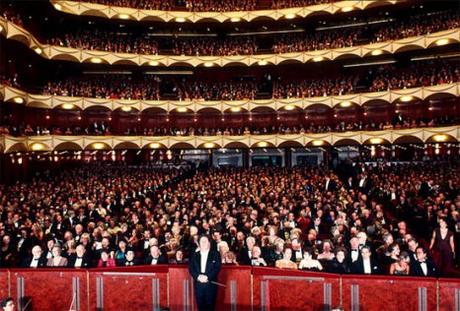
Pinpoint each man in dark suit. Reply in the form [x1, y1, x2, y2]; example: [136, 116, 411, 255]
[22, 245, 47, 268]
[144, 245, 168, 265]
[189, 235, 222, 311]
[68, 245, 91, 268]
[411, 246, 437, 277]
[351, 246, 381, 275]
[324, 176, 337, 192]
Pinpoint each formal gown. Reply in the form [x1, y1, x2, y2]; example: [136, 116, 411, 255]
[433, 228, 454, 275]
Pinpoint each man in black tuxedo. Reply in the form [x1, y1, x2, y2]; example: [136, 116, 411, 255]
[68, 245, 91, 268]
[351, 246, 381, 275]
[189, 235, 222, 311]
[144, 245, 168, 265]
[22, 245, 47, 268]
[411, 246, 437, 277]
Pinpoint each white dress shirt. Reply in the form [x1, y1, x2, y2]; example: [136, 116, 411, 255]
[30, 258, 39, 268]
[363, 259, 372, 274]
[75, 258, 83, 268]
[420, 262, 428, 276]
[200, 250, 209, 274]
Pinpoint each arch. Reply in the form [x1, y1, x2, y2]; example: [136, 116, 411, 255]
[250, 141, 276, 148]
[197, 142, 222, 149]
[425, 133, 458, 143]
[362, 99, 392, 108]
[168, 61, 196, 68]
[82, 57, 110, 65]
[113, 141, 141, 149]
[394, 44, 424, 54]
[139, 16, 167, 22]
[80, 9, 110, 19]
[112, 59, 138, 66]
[305, 103, 332, 112]
[5, 142, 28, 153]
[84, 142, 111, 150]
[364, 0, 392, 9]
[223, 107, 248, 114]
[142, 142, 167, 149]
[424, 92, 457, 101]
[363, 137, 391, 145]
[142, 107, 168, 114]
[113, 106, 140, 113]
[427, 38, 459, 49]
[250, 106, 276, 113]
[222, 61, 249, 67]
[333, 138, 361, 146]
[28, 101, 52, 109]
[195, 17, 220, 23]
[196, 107, 222, 114]
[278, 141, 304, 148]
[8, 33, 30, 45]
[334, 53, 361, 61]
[393, 135, 424, 145]
[28, 142, 52, 152]
[277, 59, 303, 66]
[54, 142, 83, 151]
[50, 53, 80, 63]
[170, 142, 194, 149]
[306, 140, 331, 147]
[224, 142, 249, 149]
[53, 103, 83, 111]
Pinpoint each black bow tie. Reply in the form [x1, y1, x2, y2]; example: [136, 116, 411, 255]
[33, 258, 39, 261]
[77, 257, 83, 259]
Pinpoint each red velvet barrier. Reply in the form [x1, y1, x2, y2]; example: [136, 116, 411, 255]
[252, 267, 341, 311]
[438, 278, 460, 311]
[168, 265, 252, 311]
[167, 266, 194, 311]
[342, 275, 437, 311]
[88, 265, 169, 311]
[1, 267, 457, 310]
[9, 269, 88, 311]
[0, 270, 9, 300]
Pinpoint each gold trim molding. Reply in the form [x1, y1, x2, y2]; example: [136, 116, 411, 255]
[50, 0, 398, 23]
[1, 17, 458, 67]
[1, 83, 458, 113]
[1, 126, 459, 153]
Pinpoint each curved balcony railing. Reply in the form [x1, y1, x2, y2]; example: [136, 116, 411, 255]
[1, 126, 458, 153]
[1, 83, 459, 113]
[49, 0, 398, 23]
[1, 17, 458, 67]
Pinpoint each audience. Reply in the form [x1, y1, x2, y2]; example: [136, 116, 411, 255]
[0, 161, 457, 278]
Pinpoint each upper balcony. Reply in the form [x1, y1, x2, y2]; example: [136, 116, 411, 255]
[50, 0, 398, 23]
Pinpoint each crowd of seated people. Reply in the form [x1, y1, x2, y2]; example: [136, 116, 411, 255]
[273, 61, 460, 99]
[23, 61, 456, 101]
[76, 0, 329, 11]
[373, 11, 460, 43]
[1, 115, 457, 137]
[175, 80, 257, 100]
[0, 162, 457, 278]
[42, 75, 161, 100]
[272, 11, 460, 54]
[172, 37, 257, 56]
[48, 31, 160, 55]
[4, 6, 457, 57]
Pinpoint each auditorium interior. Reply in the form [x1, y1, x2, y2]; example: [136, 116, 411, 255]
[0, 0, 459, 310]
